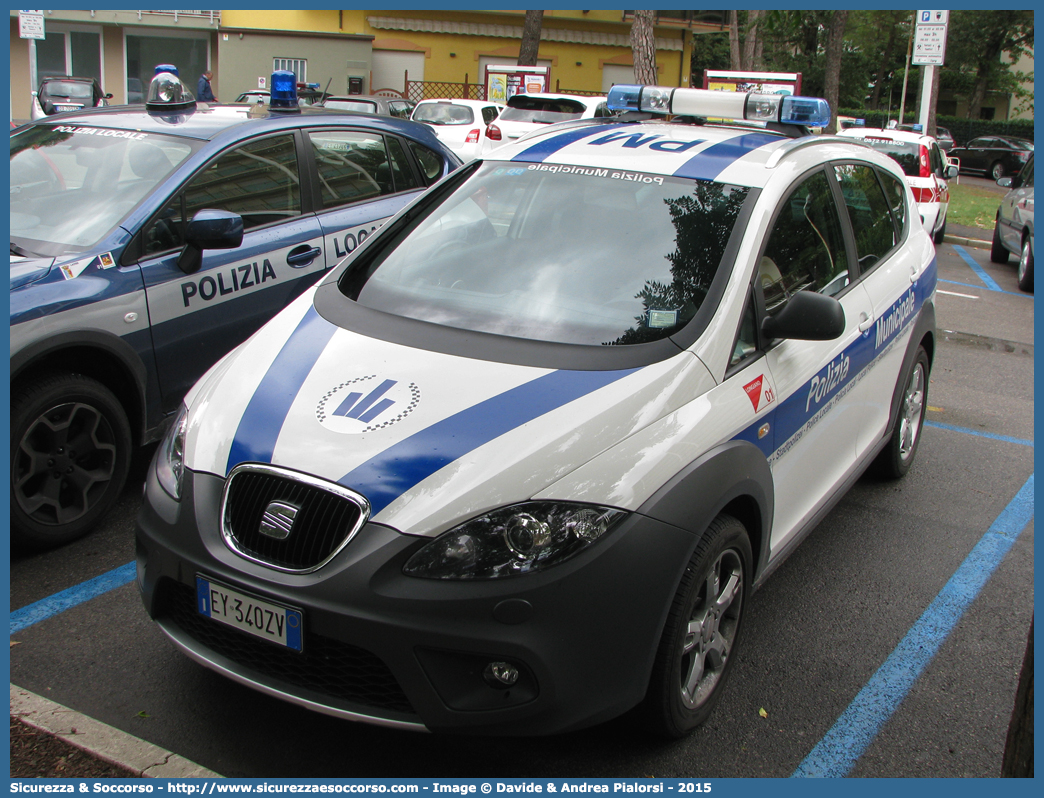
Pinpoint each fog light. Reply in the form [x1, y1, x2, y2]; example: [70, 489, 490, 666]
[484, 661, 520, 687]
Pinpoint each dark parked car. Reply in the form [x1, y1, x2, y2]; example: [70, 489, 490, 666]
[321, 95, 415, 119]
[991, 154, 1034, 292]
[950, 135, 1033, 180]
[31, 76, 111, 120]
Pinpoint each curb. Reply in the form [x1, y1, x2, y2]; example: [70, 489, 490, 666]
[943, 234, 991, 250]
[11, 684, 222, 779]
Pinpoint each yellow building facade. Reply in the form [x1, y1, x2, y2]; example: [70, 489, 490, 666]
[218, 10, 719, 99]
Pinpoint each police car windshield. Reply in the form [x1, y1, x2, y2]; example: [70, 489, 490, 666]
[10, 124, 198, 257]
[340, 161, 750, 346]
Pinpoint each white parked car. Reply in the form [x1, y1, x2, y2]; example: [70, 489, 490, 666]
[137, 84, 937, 738]
[410, 99, 505, 160]
[486, 92, 610, 146]
[838, 127, 958, 244]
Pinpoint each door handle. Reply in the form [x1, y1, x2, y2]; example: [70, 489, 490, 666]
[287, 245, 321, 267]
[858, 312, 875, 332]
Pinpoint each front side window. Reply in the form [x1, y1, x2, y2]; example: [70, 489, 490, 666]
[339, 161, 749, 347]
[877, 170, 907, 233]
[10, 125, 196, 256]
[142, 134, 300, 256]
[408, 141, 445, 183]
[834, 164, 899, 271]
[760, 171, 849, 313]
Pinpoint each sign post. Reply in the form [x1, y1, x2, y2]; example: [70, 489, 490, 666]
[913, 10, 949, 134]
[19, 11, 45, 120]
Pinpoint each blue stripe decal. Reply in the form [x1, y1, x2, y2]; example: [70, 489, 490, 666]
[793, 473, 1034, 778]
[673, 132, 781, 181]
[509, 124, 623, 163]
[953, 244, 1003, 292]
[225, 306, 337, 473]
[10, 562, 136, 635]
[925, 420, 1033, 447]
[340, 368, 639, 516]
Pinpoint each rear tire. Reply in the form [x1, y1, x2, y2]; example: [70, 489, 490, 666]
[933, 218, 947, 245]
[11, 372, 132, 550]
[874, 346, 930, 479]
[1017, 236, 1034, 292]
[641, 514, 751, 737]
[991, 161, 1006, 181]
[991, 220, 1010, 263]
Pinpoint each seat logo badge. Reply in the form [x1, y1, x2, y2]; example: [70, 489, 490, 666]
[259, 501, 300, 540]
[316, 375, 420, 435]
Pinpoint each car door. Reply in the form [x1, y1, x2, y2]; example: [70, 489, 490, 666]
[831, 162, 915, 457]
[754, 167, 878, 552]
[1001, 156, 1034, 252]
[138, 131, 327, 411]
[302, 128, 433, 270]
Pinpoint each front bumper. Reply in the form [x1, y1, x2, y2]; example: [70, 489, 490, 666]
[135, 460, 697, 735]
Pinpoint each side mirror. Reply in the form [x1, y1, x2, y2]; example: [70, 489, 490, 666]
[945, 165, 959, 180]
[997, 176, 1014, 189]
[177, 209, 244, 274]
[105, 93, 113, 100]
[762, 291, 846, 341]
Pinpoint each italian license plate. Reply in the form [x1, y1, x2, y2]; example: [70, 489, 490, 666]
[196, 576, 303, 651]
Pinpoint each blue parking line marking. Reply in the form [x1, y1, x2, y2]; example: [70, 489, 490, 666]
[792, 474, 1034, 778]
[10, 562, 136, 635]
[938, 278, 1033, 298]
[952, 245, 1003, 292]
[926, 420, 1033, 447]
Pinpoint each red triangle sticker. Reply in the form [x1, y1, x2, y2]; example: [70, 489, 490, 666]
[743, 376, 763, 410]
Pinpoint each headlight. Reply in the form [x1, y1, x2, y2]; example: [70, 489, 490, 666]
[155, 406, 188, 500]
[403, 502, 625, 580]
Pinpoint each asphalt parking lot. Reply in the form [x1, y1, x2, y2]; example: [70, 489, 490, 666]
[9, 237, 1033, 779]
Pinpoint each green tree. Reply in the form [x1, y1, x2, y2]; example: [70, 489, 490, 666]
[943, 10, 1034, 119]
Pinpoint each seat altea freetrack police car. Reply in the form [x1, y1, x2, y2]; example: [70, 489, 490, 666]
[136, 85, 937, 737]
[10, 68, 459, 550]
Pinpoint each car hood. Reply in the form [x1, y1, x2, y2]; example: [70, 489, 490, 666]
[183, 290, 714, 537]
[10, 255, 55, 289]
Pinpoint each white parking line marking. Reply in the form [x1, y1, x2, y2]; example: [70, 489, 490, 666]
[938, 289, 980, 299]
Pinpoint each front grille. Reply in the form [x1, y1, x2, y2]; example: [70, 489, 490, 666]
[222, 464, 368, 572]
[157, 579, 415, 715]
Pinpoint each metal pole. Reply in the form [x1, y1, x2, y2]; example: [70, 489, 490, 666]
[918, 64, 934, 132]
[898, 14, 914, 124]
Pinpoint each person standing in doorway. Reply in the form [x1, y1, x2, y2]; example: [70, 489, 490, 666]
[197, 70, 216, 102]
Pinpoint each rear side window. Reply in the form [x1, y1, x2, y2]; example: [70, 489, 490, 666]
[308, 130, 394, 209]
[834, 164, 899, 271]
[877, 170, 907, 233]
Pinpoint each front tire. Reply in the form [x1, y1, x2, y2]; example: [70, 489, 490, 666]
[991, 219, 1010, 263]
[874, 346, 930, 479]
[642, 514, 751, 737]
[1017, 236, 1034, 292]
[11, 373, 132, 550]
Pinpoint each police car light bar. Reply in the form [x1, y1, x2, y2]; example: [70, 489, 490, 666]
[269, 70, 300, 111]
[606, 84, 832, 129]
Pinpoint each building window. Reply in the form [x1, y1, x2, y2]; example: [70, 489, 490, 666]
[274, 58, 307, 82]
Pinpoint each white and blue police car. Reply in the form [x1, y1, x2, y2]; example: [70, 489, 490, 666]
[136, 85, 937, 736]
[10, 68, 460, 549]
